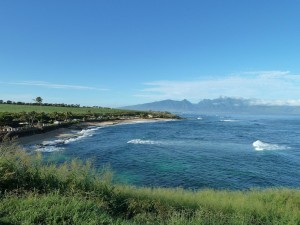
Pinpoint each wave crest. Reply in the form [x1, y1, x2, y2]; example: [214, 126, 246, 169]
[252, 140, 290, 151]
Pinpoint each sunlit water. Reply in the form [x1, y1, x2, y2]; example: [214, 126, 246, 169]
[26, 114, 300, 190]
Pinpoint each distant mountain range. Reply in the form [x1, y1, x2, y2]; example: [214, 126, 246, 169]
[122, 97, 300, 114]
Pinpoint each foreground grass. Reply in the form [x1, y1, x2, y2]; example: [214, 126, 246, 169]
[1, 144, 300, 225]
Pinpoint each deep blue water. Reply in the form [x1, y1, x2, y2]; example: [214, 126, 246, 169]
[28, 114, 300, 190]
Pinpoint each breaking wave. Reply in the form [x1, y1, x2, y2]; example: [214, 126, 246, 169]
[64, 127, 102, 144]
[252, 140, 290, 151]
[34, 126, 102, 152]
[127, 139, 160, 145]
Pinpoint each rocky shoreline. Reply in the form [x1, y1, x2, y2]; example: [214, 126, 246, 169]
[14, 118, 177, 146]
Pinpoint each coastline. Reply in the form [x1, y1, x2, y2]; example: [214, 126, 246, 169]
[17, 118, 176, 146]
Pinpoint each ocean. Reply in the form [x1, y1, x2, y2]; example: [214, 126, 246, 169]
[26, 114, 300, 190]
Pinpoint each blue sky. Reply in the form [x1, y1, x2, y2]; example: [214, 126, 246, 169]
[1, 1, 300, 107]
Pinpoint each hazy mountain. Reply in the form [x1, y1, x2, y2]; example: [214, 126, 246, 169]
[122, 97, 300, 114]
[123, 99, 196, 113]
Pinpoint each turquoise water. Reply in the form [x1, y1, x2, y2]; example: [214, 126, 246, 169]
[28, 114, 300, 190]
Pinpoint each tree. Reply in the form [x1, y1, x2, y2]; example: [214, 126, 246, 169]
[49, 112, 64, 121]
[36, 112, 49, 124]
[0, 113, 15, 126]
[27, 111, 38, 126]
[34, 97, 43, 104]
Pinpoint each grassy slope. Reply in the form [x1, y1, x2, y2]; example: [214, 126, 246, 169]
[0, 144, 300, 225]
[0, 104, 136, 114]
[0, 194, 131, 225]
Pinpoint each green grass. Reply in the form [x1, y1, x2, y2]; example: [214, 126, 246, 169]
[1, 143, 300, 225]
[0, 104, 136, 114]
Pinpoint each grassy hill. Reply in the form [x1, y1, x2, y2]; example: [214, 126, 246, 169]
[0, 104, 179, 135]
[1, 143, 299, 225]
[0, 104, 136, 114]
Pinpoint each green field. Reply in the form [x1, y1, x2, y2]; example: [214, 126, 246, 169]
[1, 143, 299, 225]
[0, 104, 137, 114]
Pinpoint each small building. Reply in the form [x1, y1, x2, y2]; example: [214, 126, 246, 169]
[19, 122, 29, 127]
[19, 122, 29, 125]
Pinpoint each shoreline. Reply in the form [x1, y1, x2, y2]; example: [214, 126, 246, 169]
[17, 118, 176, 146]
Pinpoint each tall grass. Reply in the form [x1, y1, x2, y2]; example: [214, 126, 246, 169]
[1, 143, 300, 224]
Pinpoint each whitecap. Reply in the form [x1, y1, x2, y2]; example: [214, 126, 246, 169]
[220, 119, 239, 122]
[252, 140, 290, 151]
[127, 139, 159, 145]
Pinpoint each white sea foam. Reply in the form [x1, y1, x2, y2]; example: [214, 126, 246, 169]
[252, 140, 290, 151]
[127, 139, 159, 145]
[35, 146, 65, 152]
[64, 136, 83, 144]
[197, 117, 203, 120]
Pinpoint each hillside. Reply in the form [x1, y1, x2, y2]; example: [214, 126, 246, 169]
[0, 103, 135, 114]
[0, 103, 179, 141]
[123, 99, 196, 113]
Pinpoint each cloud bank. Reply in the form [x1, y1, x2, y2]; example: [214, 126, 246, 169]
[137, 71, 300, 106]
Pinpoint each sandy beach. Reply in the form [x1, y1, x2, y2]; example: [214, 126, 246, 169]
[17, 118, 175, 146]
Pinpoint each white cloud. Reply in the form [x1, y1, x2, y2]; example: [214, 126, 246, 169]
[137, 71, 300, 105]
[0, 94, 35, 102]
[250, 99, 300, 106]
[0, 81, 109, 91]
[241, 70, 291, 79]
